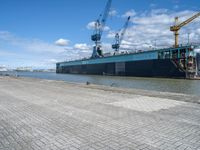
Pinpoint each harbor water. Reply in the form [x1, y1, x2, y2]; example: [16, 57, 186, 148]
[1, 71, 200, 97]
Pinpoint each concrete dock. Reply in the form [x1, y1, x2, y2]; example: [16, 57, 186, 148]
[0, 76, 200, 150]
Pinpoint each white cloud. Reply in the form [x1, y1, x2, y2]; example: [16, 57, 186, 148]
[26, 39, 65, 54]
[109, 9, 200, 51]
[133, 14, 172, 25]
[23, 59, 58, 69]
[55, 38, 70, 46]
[103, 26, 110, 31]
[74, 43, 91, 51]
[0, 50, 16, 57]
[109, 9, 117, 16]
[0, 32, 93, 66]
[86, 9, 117, 30]
[0, 31, 13, 40]
[2, 9, 200, 68]
[87, 21, 96, 30]
[87, 21, 110, 31]
[0, 31, 66, 54]
[25, 58, 59, 69]
[122, 9, 137, 18]
[151, 9, 168, 15]
[44, 59, 58, 64]
[0, 31, 73, 68]
[107, 31, 116, 39]
[101, 43, 113, 53]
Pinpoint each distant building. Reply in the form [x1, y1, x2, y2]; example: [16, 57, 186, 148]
[15, 67, 33, 72]
[0, 66, 8, 72]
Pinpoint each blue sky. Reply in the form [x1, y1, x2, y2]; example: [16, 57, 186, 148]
[0, 0, 200, 69]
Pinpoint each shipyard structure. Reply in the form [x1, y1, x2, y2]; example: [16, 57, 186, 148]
[56, 0, 200, 79]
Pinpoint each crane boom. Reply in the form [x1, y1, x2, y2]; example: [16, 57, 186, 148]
[170, 12, 200, 48]
[91, 0, 112, 42]
[100, 0, 112, 35]
[112, 16, 131, 52]
[178, 12, 200, 29]
[119, 16, 131, 45]
[91, 0, 112, 58]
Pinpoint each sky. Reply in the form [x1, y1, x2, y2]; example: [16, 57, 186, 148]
[0, 0, 200, 69]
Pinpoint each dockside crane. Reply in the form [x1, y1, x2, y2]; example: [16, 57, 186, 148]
[170, 12, 200, 48]
[112, 16, 131, 52]
[91, 0, 112, 58]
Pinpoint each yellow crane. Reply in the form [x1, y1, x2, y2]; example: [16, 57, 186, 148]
[170, 12, 200, 48]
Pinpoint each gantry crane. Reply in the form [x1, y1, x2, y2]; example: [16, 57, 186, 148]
[91, 0, 112, 58]
[170, 12, 200, 48]
[112, 16, 131, 52]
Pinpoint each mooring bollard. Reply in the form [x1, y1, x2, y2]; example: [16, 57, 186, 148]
[86, 81, 90, 85]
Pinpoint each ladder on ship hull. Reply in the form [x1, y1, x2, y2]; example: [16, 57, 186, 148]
[171, 58, 196, 79]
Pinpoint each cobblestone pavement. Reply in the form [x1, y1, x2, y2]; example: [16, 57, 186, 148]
[0, 77, 200, 150]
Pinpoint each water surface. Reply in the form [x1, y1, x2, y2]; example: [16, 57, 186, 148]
[2, 71, 200, 96]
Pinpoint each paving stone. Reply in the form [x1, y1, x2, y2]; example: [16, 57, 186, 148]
[0, 77, 200, 150]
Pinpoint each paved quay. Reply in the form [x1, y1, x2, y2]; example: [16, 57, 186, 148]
[0, 76, 200, 150]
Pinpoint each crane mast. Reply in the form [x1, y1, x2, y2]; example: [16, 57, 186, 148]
[112, 16, 131, 52]
[170, 12, 200, 48]
[91, 0, 112, 58]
